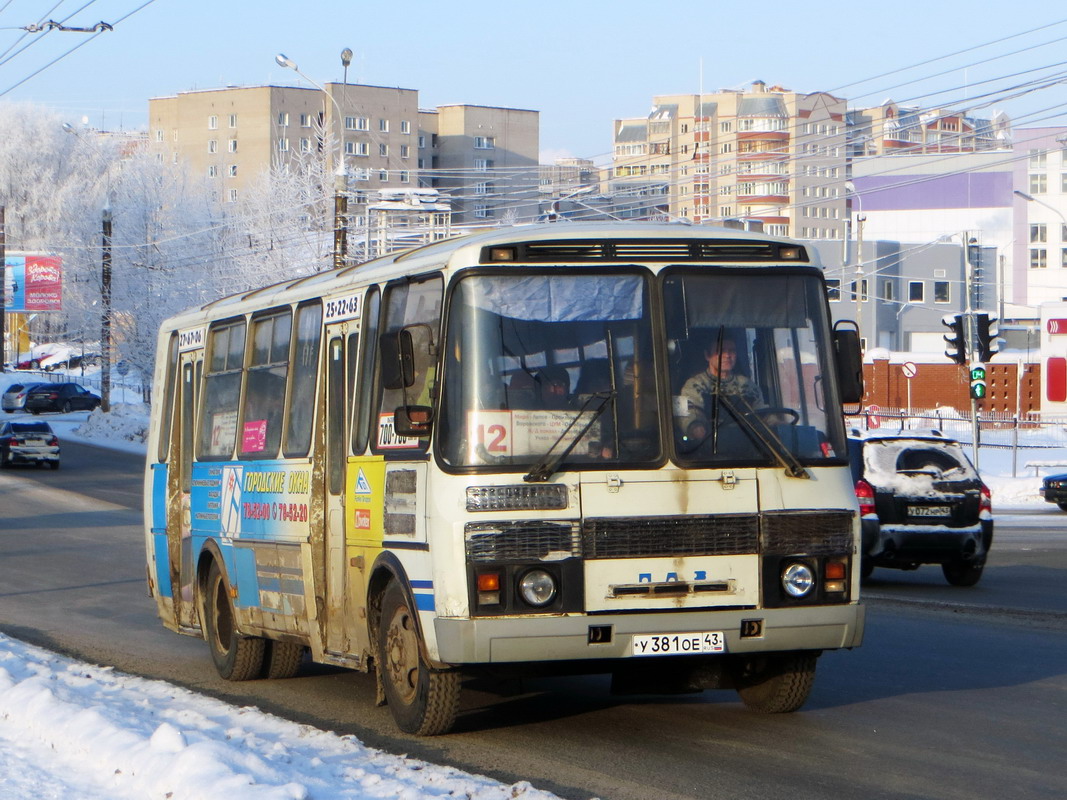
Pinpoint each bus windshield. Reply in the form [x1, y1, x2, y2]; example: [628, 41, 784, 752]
[664, 270, 846, 467]
[439, 270, 660, 470]
[439, 268, 846, 473]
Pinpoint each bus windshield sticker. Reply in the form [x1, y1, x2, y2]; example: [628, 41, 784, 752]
[377, 413, 423, 449]
[178, 326, 206, 352]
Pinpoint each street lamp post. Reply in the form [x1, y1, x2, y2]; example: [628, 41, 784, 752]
[276, 52, 351, 270]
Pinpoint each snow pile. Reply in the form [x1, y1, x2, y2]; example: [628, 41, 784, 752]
[0, 633, 562, 800]
[75, 402, 150, 445]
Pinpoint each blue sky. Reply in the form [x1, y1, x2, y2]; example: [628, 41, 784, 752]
[2, 0, 1066, 162]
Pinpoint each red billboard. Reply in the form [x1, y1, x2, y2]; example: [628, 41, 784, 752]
[3, 255, 62, 312]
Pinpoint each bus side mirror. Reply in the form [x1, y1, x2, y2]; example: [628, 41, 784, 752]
[833, 323, 864, 404]
[394, 404, 434, 437]
[380, 330, 415, 390]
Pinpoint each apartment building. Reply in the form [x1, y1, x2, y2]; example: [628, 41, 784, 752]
[609, 81, 848, 238]
[847, 100, 1011, 158]
[423, 104, 540, 223]
[1013, 127, 1067, 309]
[149, 87, 538, 226]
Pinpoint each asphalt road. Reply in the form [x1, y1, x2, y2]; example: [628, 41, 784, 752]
[2, 439, 1066, 800]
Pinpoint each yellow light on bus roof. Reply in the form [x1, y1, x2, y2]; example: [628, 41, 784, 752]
[779, 246, 804, 260]
[488, 246, 517, 262]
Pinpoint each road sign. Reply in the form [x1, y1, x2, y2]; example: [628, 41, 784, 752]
[901, 361, 918, 379]
[866, 404, 881, 430]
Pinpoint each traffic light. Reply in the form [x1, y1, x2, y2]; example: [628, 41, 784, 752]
[975, 312, 1000, 362]
[969, 363, 987, 400]
[942, 313, 966, 365]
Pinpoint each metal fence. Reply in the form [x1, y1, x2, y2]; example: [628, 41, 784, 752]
[847, 407, 1067, 477]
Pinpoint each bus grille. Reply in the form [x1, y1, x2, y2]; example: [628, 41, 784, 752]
[582, 514, 760, 559]
[761, 510, 855, 555]
[465, 521, 581, 563]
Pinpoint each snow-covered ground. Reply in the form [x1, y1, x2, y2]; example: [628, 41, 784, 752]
[3, 370, 1065, 799]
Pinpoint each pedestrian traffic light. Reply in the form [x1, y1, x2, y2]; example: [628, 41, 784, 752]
[943, 313, 966, 365]
[975, 312, 1000, 362]
[969, 363, 987, 400]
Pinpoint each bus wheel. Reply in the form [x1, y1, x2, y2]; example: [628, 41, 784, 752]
[203, 560, 265, 681]
[732, 651, 818, 714]
[262, 640, 305, 679]
[377, 581, 460, 735]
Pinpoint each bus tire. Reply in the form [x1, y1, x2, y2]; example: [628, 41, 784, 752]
[203, 560, 265, 681]
[733, 651, 818, 714]
[376, 581, 460, 735]
[262, 640, 304, 679]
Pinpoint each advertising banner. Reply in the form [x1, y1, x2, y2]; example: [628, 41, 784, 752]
[3, 255, 63, 312]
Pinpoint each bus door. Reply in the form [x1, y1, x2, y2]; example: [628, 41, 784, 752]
[323, 325, 350, 654]
[173, 349, 202, 629]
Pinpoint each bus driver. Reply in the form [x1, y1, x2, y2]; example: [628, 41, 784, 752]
[677, 334, 764, 447]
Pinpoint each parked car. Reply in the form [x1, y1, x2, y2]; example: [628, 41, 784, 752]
[2, 382, 43, 413]
[0, 420, 60, 469]
[24, 382, 101, 414]
[849, 431, 993, 586]
[1039, 473, 1067, 510]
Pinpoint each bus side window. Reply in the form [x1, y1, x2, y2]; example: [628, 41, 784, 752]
[374, 275, 442, 452]
[157, 332, 179, 463]
[352, 287, 380, 455]
[240, 309, 292, 459]
[284, 302, 322, 458]
[198, 320, 246, 460]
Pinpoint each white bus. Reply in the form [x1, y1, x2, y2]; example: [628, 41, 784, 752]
[145, 222, 866, 735]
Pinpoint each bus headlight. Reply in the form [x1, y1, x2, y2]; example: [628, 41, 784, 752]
[518, 569, 557, 607]
[781, 562, 815, 598]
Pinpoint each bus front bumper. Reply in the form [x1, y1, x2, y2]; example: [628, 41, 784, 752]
[432, 602, 865, 665]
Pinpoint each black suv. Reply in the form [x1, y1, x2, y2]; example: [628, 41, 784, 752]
[848, 432, 993, 586]
[24, 382, 101, 414]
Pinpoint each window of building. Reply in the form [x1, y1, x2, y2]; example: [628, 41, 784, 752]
[474, 203, 492, 218]
[909, 281, 924, 302]
[400, 144, 410, 159]
[208, 115, 218, 130]
[229, 114, 238, 128]
[278, 112, 289, 126]
[345, 116, 356, 130]
[826, 279, 841, 301]
[379, 119, 389, 132]
[934, 281, 950, 302]
[1031, 223, 1048, 243]
[720, 121, 732, 133]
[379, 170, 388, 181]
[300, 113, 311, 127]
[720, 143, 733, 154]
[401, 120, 411, 134]
[229, 188, 238, 203]
[1029, 149, 1048, 168]
[208, 140, 218, 154]
[154, 129, 164, 142]
[354, 141, 369, 156]
[228, 165, 237, 178]
[207, 165, 217, 178]
[418, 135, 426, 148]
[1030, 173, 1048, 194]
[379, 143, 388, 157]
[228, 139, 238, 153]
[474, 136, 495, 149]
[474, 182, 489, 195]
[474, 158, 492, 171]
[300, 138, 311, 153]
[278, 138, 289, 152]
[1031, 248, 1048, 268]
[399, 170, 409, 183]
[1062, 173, 1067, 193]
[882, 280, 895, 302]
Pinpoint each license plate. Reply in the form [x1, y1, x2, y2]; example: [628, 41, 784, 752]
[908, 505, 951, 517]
[631, 631, 725, 657]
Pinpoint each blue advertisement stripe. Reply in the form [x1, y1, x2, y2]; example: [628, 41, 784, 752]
[153, 533, 172, 598]
[414, 593, 435, 612]
[410, 579, 433, 589]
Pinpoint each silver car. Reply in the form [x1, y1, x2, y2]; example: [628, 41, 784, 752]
[2, 383, 43, 413]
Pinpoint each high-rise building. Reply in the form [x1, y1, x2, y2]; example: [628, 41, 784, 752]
[610, 81, 848, 238]
[847, 101, 1011, 158]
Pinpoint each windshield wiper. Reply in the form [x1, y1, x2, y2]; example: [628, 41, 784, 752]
[523, 391, 614, 483]
[715, 393, 811, 479]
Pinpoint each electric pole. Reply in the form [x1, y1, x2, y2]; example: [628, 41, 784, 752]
[101, 208, 112, 412]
